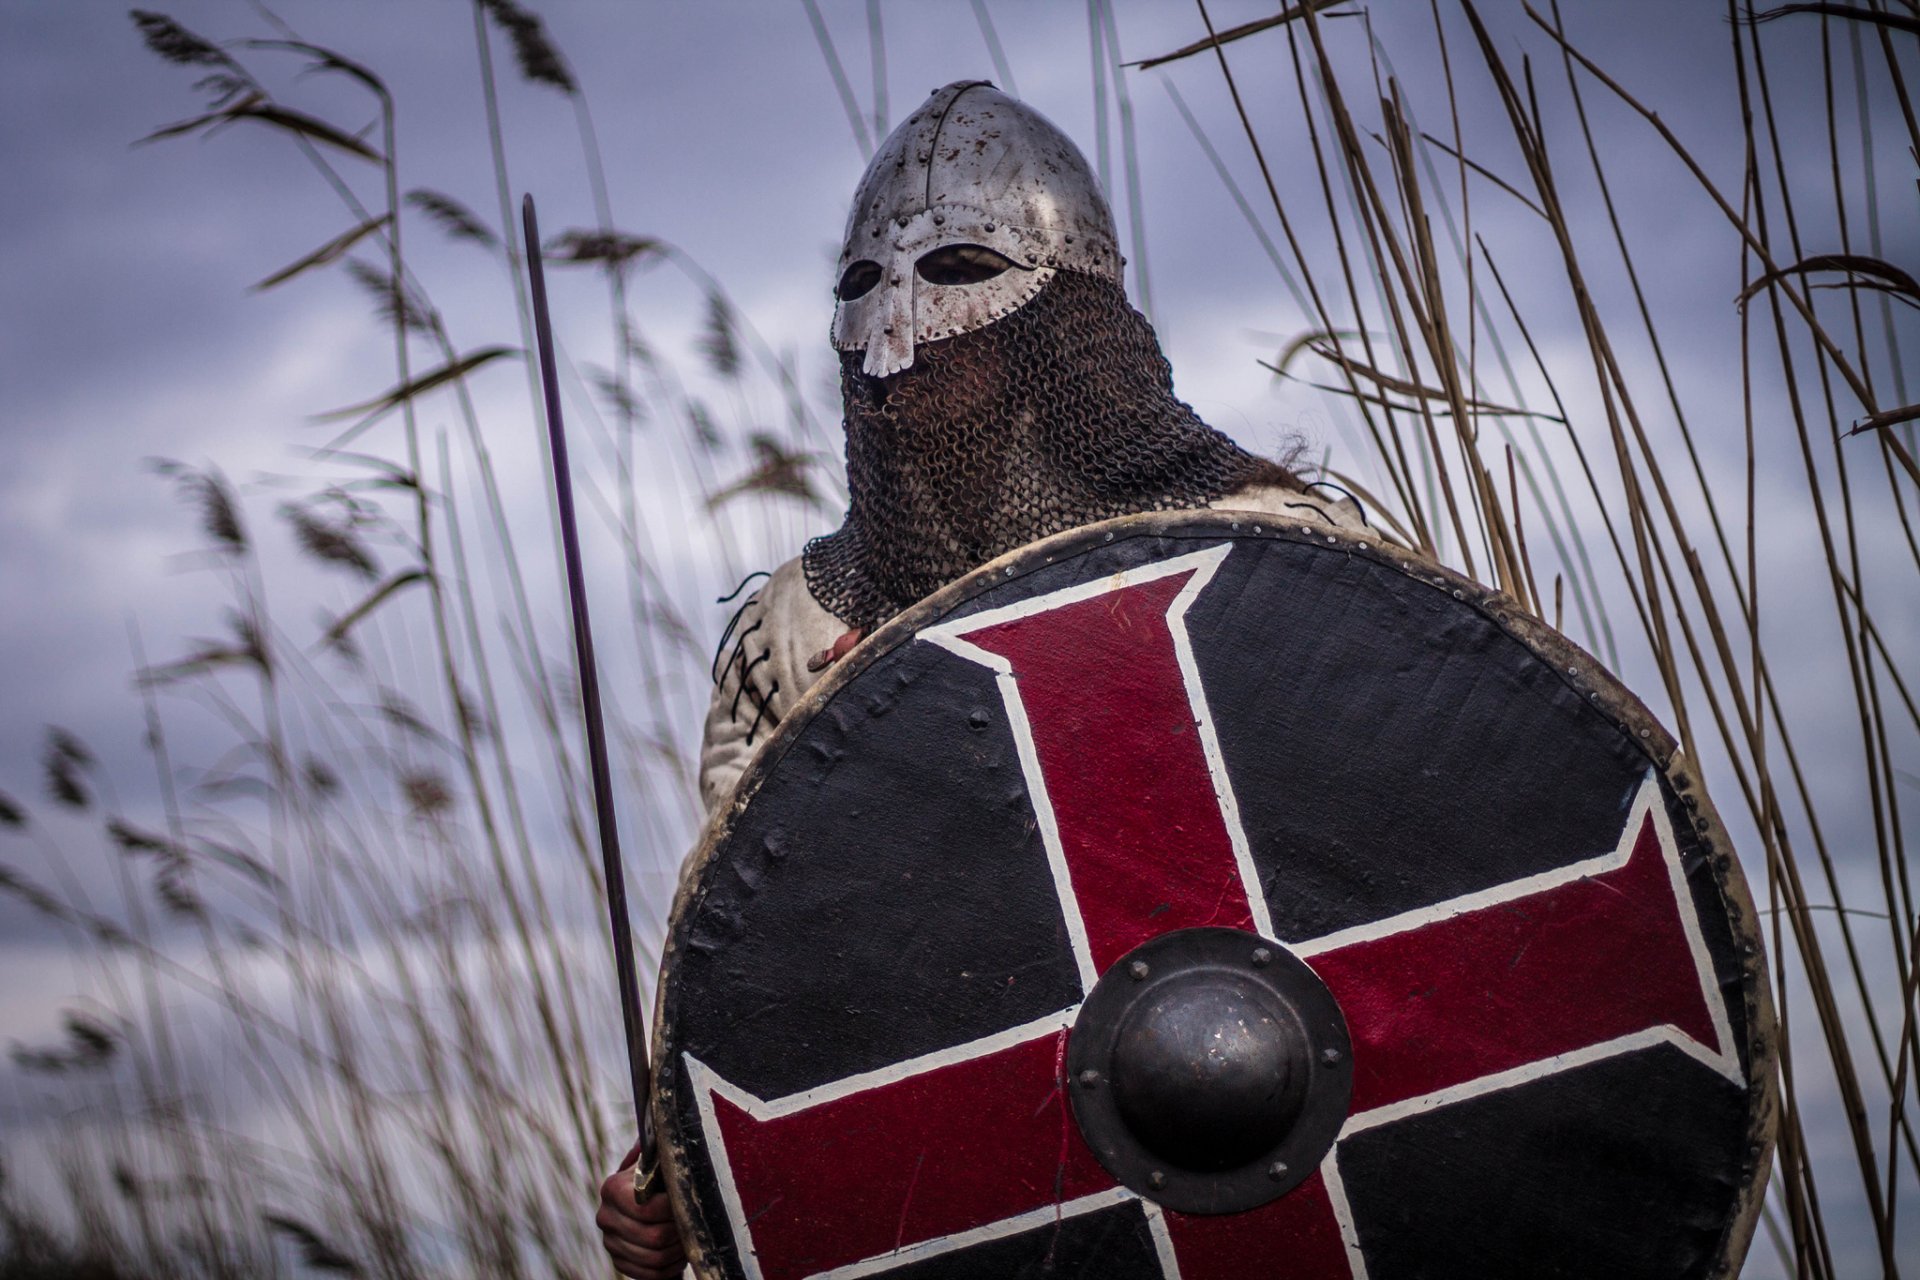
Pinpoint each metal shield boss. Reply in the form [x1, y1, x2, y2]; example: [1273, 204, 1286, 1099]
[656, 512, 1776, 1280]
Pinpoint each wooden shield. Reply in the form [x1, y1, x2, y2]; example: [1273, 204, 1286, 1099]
[654, 511, 1776, 1280]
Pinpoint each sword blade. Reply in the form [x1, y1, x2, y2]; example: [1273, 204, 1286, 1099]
[521, 193, 655, 1160]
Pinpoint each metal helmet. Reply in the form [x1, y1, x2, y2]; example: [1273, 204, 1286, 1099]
[831, 80, 1122, 379]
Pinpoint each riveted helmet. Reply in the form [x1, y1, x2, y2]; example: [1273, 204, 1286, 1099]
[831, 80, 1122, 378]
[805, 82, 1291, 633]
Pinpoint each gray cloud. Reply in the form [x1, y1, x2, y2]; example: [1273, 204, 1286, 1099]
[0, 0, 1912, 1271]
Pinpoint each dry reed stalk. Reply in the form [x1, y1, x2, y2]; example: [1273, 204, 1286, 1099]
[1149, 0, 1917, 1271]
[5, 5, 1910, 1277]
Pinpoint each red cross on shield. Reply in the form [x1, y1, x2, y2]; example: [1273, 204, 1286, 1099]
[681, 542, 1746, 1280]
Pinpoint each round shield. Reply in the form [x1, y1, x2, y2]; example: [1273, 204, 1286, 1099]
[654, 511, 1776, 1280]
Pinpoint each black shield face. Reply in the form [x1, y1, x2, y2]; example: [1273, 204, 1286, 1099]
[655, 513, 1774, 1280]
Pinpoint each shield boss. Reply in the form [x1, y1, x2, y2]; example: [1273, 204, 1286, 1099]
[655, 512, 1775, 1280]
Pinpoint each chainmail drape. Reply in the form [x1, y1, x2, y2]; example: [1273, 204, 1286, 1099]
[803, 269, 1296, 631]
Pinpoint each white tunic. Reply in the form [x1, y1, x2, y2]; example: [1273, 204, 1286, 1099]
[696, 484, 1371, 816]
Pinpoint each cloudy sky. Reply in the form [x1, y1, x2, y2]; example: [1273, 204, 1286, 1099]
[2, 1, 1915, 1273]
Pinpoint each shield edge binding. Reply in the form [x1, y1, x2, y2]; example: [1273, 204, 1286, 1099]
[651, 509, 1779, 1280]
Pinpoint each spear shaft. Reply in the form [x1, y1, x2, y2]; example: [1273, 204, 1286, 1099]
[521, 193, 656, 1170]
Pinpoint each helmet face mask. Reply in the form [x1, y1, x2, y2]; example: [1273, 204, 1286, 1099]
[808, 83, 1277, 634]
[830, 81, 1122, 379]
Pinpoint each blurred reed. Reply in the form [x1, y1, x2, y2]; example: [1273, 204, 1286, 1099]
[1, 3, 1913, 1278]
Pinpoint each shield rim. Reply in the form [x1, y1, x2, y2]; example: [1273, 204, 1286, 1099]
[653, 509, 1779, 1280]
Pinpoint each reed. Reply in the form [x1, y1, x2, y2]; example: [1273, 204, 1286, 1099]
[2, 4, 1911, 1277]
[7, 5, 820, 1276]
[1142, 2, 1915, 1272]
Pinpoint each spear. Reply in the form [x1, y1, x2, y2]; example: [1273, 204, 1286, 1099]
[521, 193, 659, 1188]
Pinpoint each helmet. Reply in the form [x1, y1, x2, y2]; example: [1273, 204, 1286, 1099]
[830, 81, 1122, 379]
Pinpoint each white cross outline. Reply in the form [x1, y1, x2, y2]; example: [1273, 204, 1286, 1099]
[919, 544, 1268, 989]
[687, 543, 1743, 1280]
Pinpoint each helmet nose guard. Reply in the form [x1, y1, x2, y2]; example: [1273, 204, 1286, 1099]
[831, 81, 1122, 378]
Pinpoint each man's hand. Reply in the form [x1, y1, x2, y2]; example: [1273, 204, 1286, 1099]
[597, 1147, 685, 1279]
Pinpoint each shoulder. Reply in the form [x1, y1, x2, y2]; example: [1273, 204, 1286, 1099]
[758, 556, 837, 633]
[753, 557, 850, 693]
[697, 557, 846, 815]
[1212, 481, 1372, 534]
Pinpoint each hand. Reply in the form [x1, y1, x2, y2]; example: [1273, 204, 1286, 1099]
[597, 1148, 685, 1279]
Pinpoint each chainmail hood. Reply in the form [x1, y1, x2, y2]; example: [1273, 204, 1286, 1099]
[803, 269, 1295, 631]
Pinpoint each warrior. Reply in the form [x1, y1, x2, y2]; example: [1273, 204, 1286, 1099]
[597, 81, 1369, 1279]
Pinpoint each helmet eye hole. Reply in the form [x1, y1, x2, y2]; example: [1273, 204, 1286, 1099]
[915, 244, 1017, 286]
[837, 260, 883, 301]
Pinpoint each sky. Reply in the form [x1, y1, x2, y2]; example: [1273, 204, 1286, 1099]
[0, 1, 1915, 1274]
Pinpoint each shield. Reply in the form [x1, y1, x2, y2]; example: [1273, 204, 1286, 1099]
[654, 511, 1776, 1280]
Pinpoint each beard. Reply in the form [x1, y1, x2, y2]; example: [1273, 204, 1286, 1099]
[803, 269, 1295, 631]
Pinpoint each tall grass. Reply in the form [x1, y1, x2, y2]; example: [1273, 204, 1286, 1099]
[1140, 2, 1917, 1273]
[5, 5, 819, 1277]
[1, 3, 1913, 1278]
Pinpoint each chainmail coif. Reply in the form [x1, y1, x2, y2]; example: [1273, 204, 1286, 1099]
[803, 269, 1297, 631]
